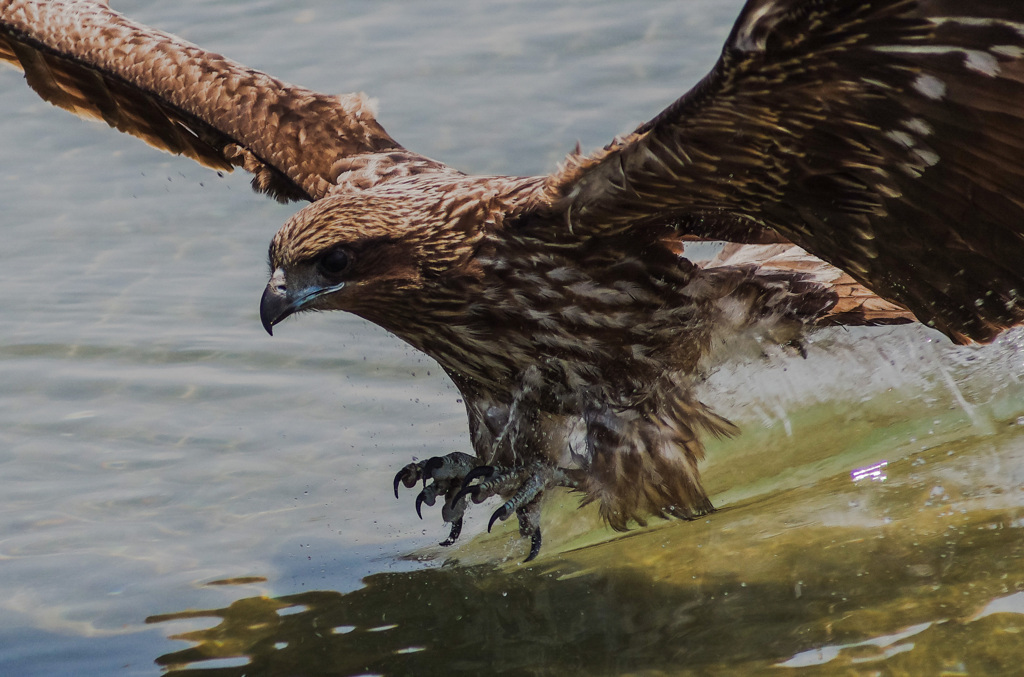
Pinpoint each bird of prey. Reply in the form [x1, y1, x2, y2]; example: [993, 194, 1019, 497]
[3, 0, 1024, 561]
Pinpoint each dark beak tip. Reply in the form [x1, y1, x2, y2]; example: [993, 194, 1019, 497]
[259, 283, 289, 337]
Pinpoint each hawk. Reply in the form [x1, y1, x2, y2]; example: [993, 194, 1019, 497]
[3, 0, 1024, 560]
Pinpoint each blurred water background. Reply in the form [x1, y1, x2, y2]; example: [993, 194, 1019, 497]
[0, 1, 1022, 674]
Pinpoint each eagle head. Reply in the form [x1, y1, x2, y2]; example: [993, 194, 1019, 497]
[259, 192, 445, 335]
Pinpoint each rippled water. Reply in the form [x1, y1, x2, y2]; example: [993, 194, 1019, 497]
[1, 1, 1022, 675]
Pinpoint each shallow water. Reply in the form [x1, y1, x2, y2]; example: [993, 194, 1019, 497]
[0, 1, 1022, 675]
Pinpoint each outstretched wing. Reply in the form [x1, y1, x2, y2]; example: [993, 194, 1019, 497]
[541, 0, 1024, 343]
[0, 0, 437, 202]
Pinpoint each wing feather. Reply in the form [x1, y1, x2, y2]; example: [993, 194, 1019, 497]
[0, 0, 431, 202]
[540, 0, 1024, 343]
[699, 243, 916, 327]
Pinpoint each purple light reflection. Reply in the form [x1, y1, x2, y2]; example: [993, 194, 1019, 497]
[851, 460, 888, 482]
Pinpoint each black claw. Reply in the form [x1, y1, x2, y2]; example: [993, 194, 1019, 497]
[439, 517, 463, 547]
[455, 483, 489, 507]
[422, 457, 445, 485]
[451, 488, 469, 507]
[461, 464, 495, 488]
[523, 528, 542, 563]
[450, 485, 473, 508]
[415, 491, 427, 519]
[487, 503, 512, 532]
[393, 465, 421, 498]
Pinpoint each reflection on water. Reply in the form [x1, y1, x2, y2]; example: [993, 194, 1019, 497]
[2, 0, 1024, 674]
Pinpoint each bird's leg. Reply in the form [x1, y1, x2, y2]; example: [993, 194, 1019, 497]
[393, 451, 477, 500]
[455, 461, 581, 562]
[393, 451, 478, 546]
[516, 498, 543, 563]
[395, 454, 581, 560]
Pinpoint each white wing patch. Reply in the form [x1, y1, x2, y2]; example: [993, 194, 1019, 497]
[912, 73, 947, 100]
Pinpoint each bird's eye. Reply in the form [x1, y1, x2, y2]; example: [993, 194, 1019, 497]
[318, 247, 351, 275]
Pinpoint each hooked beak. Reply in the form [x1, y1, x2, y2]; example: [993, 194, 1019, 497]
[259, 267, 346, 336]
[260, 268, 291, 336]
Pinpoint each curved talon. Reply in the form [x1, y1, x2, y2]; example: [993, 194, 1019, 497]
[393, 465, 422, 498]
[452, 464, 498, 506]
[421, 457, 445, 486]
[415, 491, 429, 519]
[461, 464, 496, 487]
[452, 483, 483, 507]
[523, 528, 542, 563]
[487, 502, 512, 532]
[439, 517, 463, 547]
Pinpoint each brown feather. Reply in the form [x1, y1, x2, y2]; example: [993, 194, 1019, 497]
[701, 243, 917, 327]
[0, 0, 441, 201]
[541, 0, 1024, 344]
